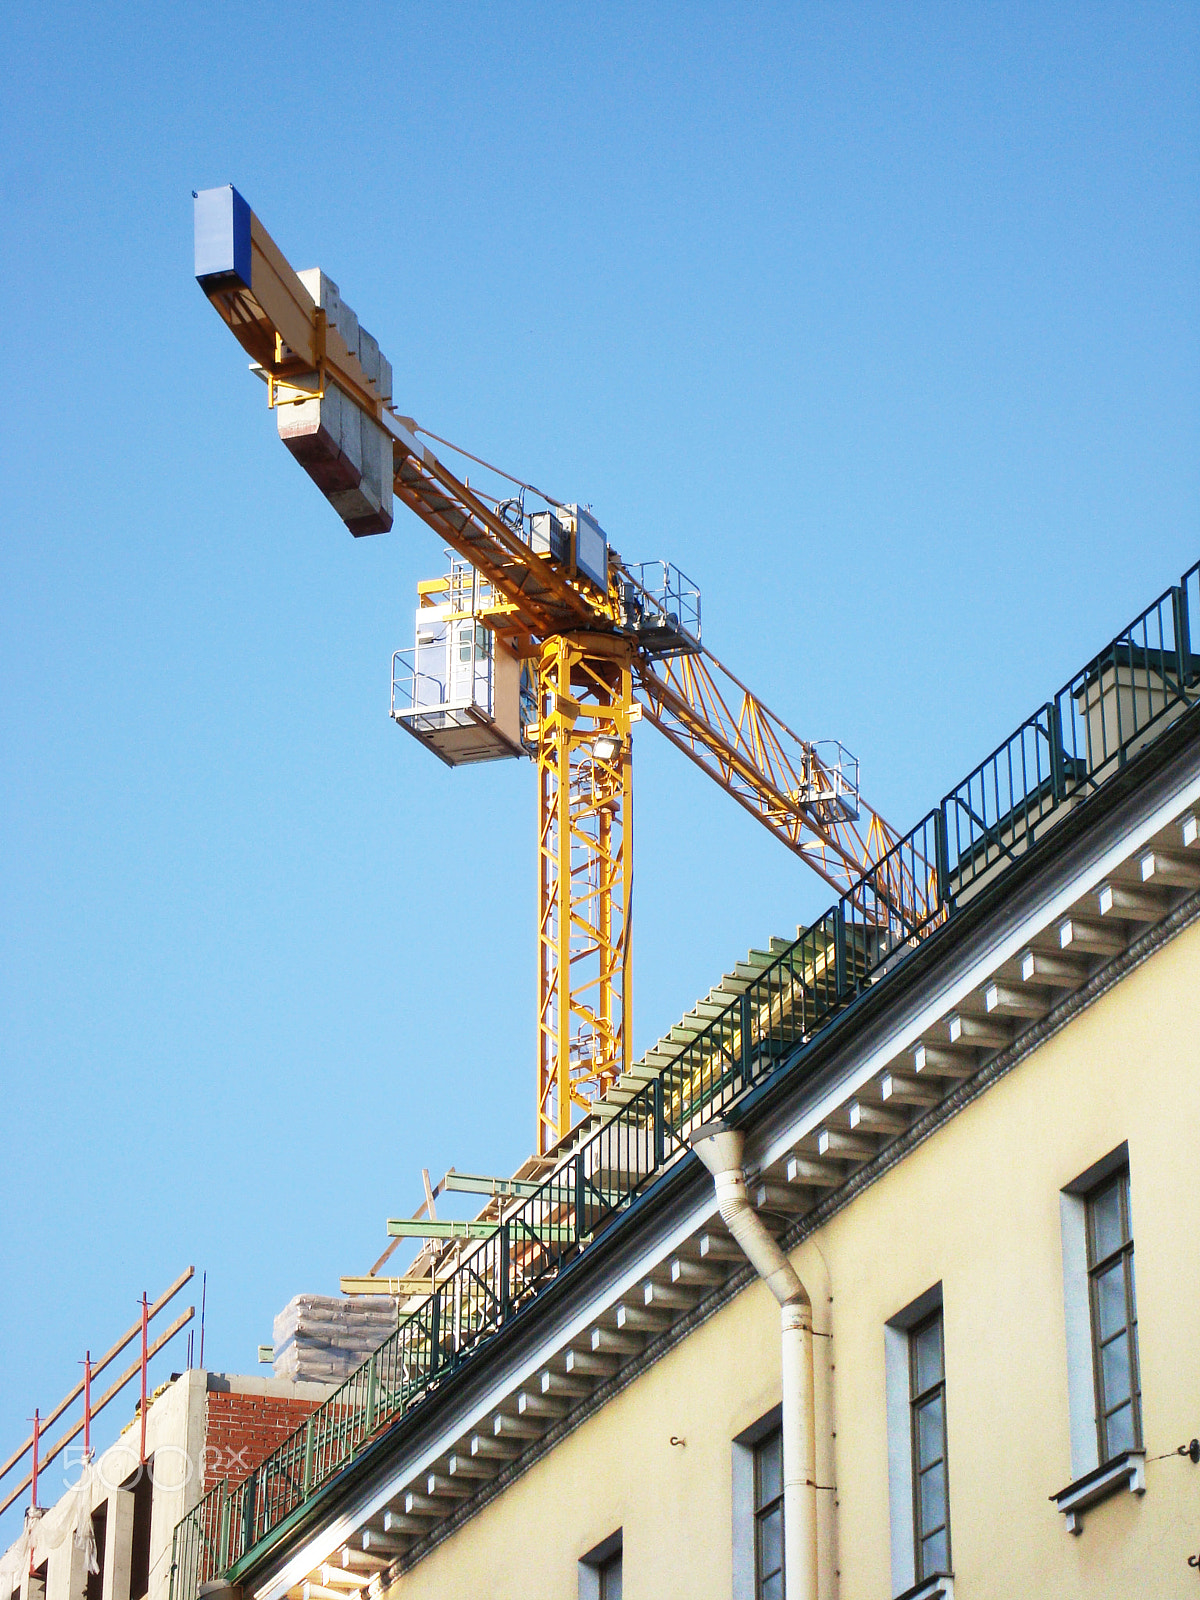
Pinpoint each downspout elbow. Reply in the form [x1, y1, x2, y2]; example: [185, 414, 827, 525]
[692, 1122, 810, 1314]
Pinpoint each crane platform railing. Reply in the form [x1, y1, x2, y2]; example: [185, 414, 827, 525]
[170, 553, 1200, 1600]
[618, 560, 703, 658]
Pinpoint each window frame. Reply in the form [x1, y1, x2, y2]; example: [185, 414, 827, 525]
[908, 1310, 951, 1583]
[1085, 1165, 1141, 1462]
[752, 1426, 785, 1600]
[732, 1404, 783, 1600]
[578, 1530, 622, 1600]
[885, 1283, 950, 1597]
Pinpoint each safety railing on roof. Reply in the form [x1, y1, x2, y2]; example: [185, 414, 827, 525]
[170, 554, 1200, 1600]
[946, 574, 1197, 898]
[1058, 578, 1195, 785]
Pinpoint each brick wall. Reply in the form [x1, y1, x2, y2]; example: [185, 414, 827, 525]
[202, 1391, 321, 1491]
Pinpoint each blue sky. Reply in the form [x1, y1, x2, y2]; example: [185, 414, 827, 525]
[1, 1, 1196, 1540]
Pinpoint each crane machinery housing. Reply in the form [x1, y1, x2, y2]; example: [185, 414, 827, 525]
[193, 183, 930, 1155]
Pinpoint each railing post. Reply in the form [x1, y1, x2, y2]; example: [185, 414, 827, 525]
[300, 1416, 314, 1497]
[218, 1483, 231, 1571]
[574, 1151, 585, 1245]
[364, 1352, 378, 1436]
[739, 990, 753, 1081]
[653, 1075, 665, 1168]
[241, 1471, 257, 1556]
[429, 1296, 442, 1377]
[1049, 697, 1068, 801]
[1173, 584, 1190, 690]
[934, 804, 951, 911]
[499, 1224, 510, 1320]
[834, 900, 847, 1000]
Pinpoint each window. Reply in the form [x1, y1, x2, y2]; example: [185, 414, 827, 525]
[753, 1428, 784, 1600]
[1086, 1166, 1141, 1461]
[1056, 1149, 1146, 1529]
[909, 1312, 951, 1581]
[597, 1550, 622, 1600]
[578, 1531, 622, 1600]
[885, 1285, 950, 1595]
[122, 1458, 154, 1600]
[732, 1405, 783, 1600]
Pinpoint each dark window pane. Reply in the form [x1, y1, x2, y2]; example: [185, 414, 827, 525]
[1106, 1400, 1136, 1456]
[1090, 1178, 1125, 1262]
[86, 1509, 107, 1600]
[917, 1394, 944, 1470]
[921, 1527, 949, 1576]
[1094, 1262, 1127, 1341]
[912, 1320, 943, 1394]
[124, 1463, 153, 1600]
[909, 1307, 950, 1581]
[760, 1573, 783, 1600]
[756, 1432, 782, 1507]
[599, 1553, 622, 1600]
[1086, 1166, 1140, 1465]
[919, 1460, 946, 1531]
[1101, 1331, 1132, 1408]
[757, 1506, 782, 1576]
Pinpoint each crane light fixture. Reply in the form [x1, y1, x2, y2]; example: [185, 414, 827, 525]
[592, 732, 621, 762]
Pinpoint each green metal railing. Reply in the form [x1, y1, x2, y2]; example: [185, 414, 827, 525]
[170, 554, 1200, 1600]
[945, 571, 1197, 897]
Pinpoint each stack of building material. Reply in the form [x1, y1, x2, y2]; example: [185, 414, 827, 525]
[272, 1295, 398, 1384]
[276, 269, 394, 537]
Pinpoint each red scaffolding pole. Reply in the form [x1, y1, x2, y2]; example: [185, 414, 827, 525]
[82, 1352, 91, 1460]
[138, 1294, 148, 1465]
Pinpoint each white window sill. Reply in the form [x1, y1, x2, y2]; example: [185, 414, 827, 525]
[1051, 1449, 1145, 1534]
[894, 1574, 954, 1600]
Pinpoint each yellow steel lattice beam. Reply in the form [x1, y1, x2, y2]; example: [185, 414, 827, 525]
[536, 636, 634, 1153]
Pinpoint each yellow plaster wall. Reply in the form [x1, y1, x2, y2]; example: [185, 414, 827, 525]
[385, 919, 1200, 1600]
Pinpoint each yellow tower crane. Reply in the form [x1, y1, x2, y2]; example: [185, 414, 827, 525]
[193, 185, 931, 1156]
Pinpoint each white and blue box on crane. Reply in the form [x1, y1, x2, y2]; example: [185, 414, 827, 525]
[193, 183, 252, 284]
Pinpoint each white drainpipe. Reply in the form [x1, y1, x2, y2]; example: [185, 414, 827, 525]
[691, 1120, 817, 1600]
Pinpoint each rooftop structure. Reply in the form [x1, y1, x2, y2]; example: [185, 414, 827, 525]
[1, 1372, 330, 1600]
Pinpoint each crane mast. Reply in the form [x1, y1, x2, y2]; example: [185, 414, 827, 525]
[193, 185, 922, 1156]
